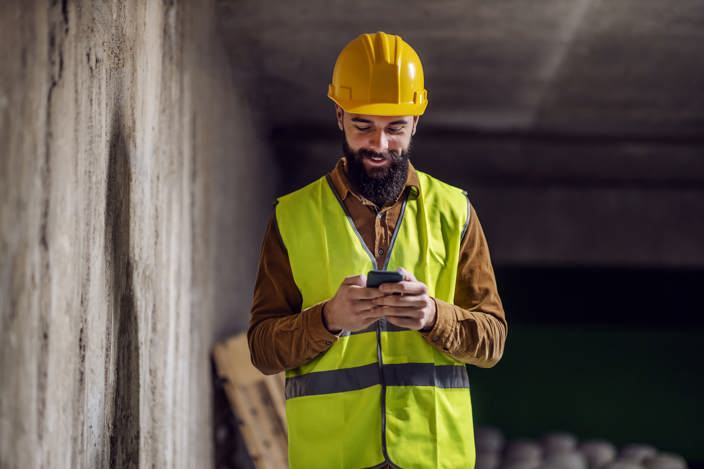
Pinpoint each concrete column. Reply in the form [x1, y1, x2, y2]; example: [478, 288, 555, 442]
[0, 1, 274, 467]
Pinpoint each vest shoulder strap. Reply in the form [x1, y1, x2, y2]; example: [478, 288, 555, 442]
[415, 170, 471, 239]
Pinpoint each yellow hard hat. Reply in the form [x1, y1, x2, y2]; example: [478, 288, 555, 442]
[328, 32, 428, 116]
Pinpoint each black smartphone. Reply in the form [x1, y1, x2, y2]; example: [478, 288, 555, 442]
[366, 270, 403, 288]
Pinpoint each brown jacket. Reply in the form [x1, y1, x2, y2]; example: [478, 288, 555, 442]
[248, 157, 506, 375]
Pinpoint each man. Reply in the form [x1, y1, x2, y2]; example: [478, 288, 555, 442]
[248, 31, 506, 469]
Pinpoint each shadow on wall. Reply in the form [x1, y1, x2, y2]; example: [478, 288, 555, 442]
[104, 113, 140, 468]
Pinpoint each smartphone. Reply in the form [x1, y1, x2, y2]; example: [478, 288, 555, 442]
[366, 270, 403, 288]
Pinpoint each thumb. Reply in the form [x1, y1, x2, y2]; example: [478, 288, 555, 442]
[343, 274, 367, 287]
[396, 267, 416, 282]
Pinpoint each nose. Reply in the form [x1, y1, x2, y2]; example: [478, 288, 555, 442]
[368, 129, 389, 153]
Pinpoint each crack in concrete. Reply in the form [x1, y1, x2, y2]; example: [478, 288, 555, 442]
[36, 0, 71, 447]
[104, 113, 140, 469]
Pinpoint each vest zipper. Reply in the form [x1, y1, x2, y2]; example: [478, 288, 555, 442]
[325, 174, 406, 467]
[376, 318, 404, 468]
[376, 318, 389, 465]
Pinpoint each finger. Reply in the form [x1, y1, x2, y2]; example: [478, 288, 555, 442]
[349, 286, 387, 300]
[373, 294, 425, 308]
[379, 280, 426, 296]
[360, 308, 386, 322]
[342, 274, 367, 287]
[350, 299, 379, 311]
[378, 306, 424, 319]
[355, 313, 386, 331]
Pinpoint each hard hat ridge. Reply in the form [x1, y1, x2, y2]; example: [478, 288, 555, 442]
[367, 30, 397, 65]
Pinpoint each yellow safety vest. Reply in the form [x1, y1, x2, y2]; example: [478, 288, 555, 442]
[275, 170, 475, 469]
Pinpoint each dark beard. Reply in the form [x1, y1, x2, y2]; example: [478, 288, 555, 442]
[342, 137, 410, 208]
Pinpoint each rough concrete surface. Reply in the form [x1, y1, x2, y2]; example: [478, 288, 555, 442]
[0, 1, 274, 468]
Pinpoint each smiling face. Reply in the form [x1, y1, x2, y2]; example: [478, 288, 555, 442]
[336, 105, 420, 207]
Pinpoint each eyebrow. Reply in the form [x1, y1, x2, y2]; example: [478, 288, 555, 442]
[350, 117, 409, 125]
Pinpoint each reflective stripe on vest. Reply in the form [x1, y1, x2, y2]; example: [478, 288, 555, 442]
[286, 362, 469, 399]
[275, 170, 476, 469]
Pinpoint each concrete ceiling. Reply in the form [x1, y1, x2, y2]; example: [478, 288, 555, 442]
[216, 1, 704, 268]
[217, 0, 704, 137]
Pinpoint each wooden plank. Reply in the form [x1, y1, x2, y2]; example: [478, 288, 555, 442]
[213, 333, 288, 468]
[264, 374, 287, 431]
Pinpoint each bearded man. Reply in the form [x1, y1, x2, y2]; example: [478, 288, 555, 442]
[248, 31, 507, 469]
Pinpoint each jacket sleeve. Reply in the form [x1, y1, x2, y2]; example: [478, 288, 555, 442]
[421, 203, 507, 367]
[247, 213, 340, 375]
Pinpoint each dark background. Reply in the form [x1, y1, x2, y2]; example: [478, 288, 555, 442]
[474, 266, 704, 460]
[215, 0, 704, 463]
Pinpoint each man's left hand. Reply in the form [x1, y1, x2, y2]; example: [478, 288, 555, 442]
[373, 268, 437, 331]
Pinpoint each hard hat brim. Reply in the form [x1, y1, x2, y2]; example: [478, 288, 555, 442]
[329, 95, 428, 117]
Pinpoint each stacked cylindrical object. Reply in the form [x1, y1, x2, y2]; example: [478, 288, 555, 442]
[474, 427, 688, 469]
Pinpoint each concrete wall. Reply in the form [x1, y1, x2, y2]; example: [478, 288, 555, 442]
[0, 1, 274, 468]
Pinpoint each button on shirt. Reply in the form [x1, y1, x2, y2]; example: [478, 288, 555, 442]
[248, 157, 507, 375]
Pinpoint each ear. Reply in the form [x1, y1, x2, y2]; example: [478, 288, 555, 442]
[335, 105, 344, 131]
[411, 116, 420, 136]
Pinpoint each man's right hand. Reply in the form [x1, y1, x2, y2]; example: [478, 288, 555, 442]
[323, 274, 386, 333]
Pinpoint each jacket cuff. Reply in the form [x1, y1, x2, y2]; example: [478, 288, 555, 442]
[421, 297, 457, 352]
[304, 301, 340, 347]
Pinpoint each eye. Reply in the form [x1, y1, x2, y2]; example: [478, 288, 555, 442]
[387, 126, 404, 134]
[355, 126, 372, 132]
